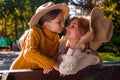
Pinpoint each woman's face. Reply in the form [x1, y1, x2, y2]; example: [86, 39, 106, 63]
[65, 18, 81, 40]
[45, 12, 64, 33]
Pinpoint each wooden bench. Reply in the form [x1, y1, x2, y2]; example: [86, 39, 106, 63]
[0, 63, 120, 80]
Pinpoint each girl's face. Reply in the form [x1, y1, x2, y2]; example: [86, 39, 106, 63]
[45, 12, 64, 33]
[65, 19, 81, 40]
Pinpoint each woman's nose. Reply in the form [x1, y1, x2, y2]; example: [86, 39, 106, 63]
[61, 21, 64, 28]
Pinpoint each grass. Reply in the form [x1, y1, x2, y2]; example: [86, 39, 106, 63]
[99, 52, 120, 61]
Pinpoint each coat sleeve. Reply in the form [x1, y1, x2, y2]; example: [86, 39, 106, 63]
[23, 30, 55, 69]
[59, 48, 102, 75]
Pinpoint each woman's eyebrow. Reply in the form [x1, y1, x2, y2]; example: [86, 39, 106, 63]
[70, 23, 77, 25]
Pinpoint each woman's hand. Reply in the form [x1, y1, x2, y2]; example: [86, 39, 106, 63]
[80, 27, 94, 43]
[74, 41, 86, 51]
[75, 27, 94, 50]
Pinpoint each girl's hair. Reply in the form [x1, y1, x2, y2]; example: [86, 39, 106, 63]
[18, 9, 62, 49]
[17, 29, 30, 50]
[69, 16, 90, 36]
[38, 9, 62, 26]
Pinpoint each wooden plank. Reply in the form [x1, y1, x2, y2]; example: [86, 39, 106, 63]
[0, 65, 120, 80]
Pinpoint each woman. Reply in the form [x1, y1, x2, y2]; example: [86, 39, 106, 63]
[58, 7, 113, 77]
[10, 2, 69, 74]
[59, 16, 103, 75]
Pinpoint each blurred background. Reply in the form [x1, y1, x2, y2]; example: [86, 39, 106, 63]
[0, 0, 120, 70]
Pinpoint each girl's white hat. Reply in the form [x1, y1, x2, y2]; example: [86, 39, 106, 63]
[29, 2, 69, 27]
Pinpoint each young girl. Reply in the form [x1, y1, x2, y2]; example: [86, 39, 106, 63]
[59, 16, 102, 75]
[10, 2, 69, 74]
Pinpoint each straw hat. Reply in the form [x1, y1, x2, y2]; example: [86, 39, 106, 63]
[89, 7, 113, 50]
[29, 2, 69, 27]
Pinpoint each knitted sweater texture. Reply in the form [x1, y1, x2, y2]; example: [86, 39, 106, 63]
[10, 26, 59, 69]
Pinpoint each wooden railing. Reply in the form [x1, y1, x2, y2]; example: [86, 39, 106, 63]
[0, 62, 120, 80]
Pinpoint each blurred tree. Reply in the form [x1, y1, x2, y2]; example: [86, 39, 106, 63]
[0, 0, 68, 41]
[1, 0, 119, 53]
[98, 0, 120, 55]
[71, 0, 95, 15]
[0, 0, 26, 40]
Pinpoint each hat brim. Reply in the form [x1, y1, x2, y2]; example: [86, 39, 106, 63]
[29, 4, 69, 27]
[89, 7, 113, 50]
[90, 41, 102, 50]
[89, 7, 103, 50]
[90, 7, 104, 22]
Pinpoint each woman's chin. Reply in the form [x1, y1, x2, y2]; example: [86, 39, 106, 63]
[65, 34, 68, 37]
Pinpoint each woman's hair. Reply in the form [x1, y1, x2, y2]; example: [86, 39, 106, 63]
[69, 16, 90, 36]
[38, 9, 62, 26]
[70, 16, 91, 50]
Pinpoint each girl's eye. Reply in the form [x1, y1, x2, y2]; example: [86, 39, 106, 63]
[57, 21, 63, 24]
[58, 22, 61, 24]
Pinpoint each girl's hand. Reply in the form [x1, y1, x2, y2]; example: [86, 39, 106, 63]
[43, 68, 53, 74]
[53, 62, 59, 71]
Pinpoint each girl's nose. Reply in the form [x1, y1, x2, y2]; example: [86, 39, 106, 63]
[61, 23, 64, 28]
[66, 26, 68, 30]
[66, 26, 70, 30]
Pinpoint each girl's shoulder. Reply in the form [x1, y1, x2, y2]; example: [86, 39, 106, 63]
[29, 26, 44, 37]
[30, 26, 42, 33]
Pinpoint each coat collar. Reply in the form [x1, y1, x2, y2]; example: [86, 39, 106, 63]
[43, 27, 58, 41]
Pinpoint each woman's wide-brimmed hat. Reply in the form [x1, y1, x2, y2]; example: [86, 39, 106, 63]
[89, 7, 113, 50]
[29, 2, 69, 27]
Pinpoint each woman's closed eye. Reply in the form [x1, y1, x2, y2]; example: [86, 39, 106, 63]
[70, 24, 76, 28]
[71, 25, 75, 28]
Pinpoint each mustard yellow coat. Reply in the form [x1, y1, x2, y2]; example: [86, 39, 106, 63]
[10, 26, 59, 69]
